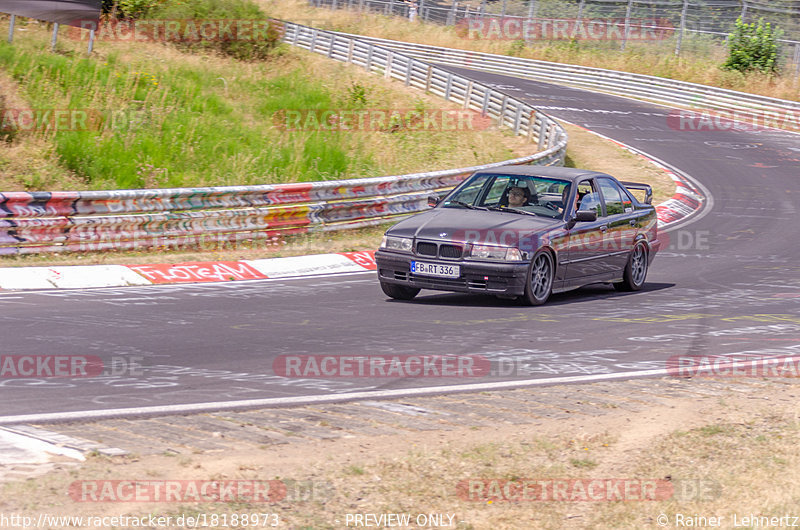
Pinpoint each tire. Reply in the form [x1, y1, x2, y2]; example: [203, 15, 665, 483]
[521, 251, 554, 306]
[380, 281, 420, 301]
[614, 242, 648, 292]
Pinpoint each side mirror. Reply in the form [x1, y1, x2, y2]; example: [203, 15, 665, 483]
[427, 195, 441, 207]
[566, 209, 597, 230]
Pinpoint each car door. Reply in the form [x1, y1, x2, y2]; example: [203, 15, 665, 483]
[563, 178, 613, 282]
[597, 177, 636, 271]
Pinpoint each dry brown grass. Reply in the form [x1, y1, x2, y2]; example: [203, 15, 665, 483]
[2, 382, 798, 529]
[262, 0, 800, 102]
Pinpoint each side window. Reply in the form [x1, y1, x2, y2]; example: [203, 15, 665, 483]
[598, 178, 625, 216]
[576, 180, 603, 217]
[578, 193, 603, 216]
[482, 178, 510, 205]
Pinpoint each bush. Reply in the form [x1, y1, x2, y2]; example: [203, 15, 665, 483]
[105, 0, 282, 61]
[722, 17, 783, 75]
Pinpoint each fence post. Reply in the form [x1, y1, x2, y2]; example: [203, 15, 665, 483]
[501, 0, 507, 18]
[576, 0, 584, 21]
[621, 0, 633, 51]
[425, 65, 433, 92]
[447, 1, 457, 26]
[419, 0, 426, 22]
[386, 51, 393, 78]
[365, 46, 373, 72]
[88, 28, 95, 54]
[740, 1, 748, 22]
[480, 0, 486, 17]
[675, 0, 688, 56]
[537, 115, 548, 150]
[7, 14, 14, 44]
[528, 0, 537, 19]
[794, 44, 800, 85]
[387, 0, 394, 15]
[51, 22, 59, 52]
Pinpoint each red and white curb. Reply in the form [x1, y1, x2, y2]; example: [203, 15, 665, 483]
[0, 251, 377, 291]
[566, 123, 707, 229]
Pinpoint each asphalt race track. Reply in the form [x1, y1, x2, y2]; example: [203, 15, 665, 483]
[1, 66, 799, 423]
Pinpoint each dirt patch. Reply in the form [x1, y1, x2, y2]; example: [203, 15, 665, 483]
[1, 380, 798, 529]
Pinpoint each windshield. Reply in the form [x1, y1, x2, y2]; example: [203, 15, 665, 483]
[442, 173, 571, 219]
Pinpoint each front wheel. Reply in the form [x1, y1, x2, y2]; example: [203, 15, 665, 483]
[521, 251, 554, 306]
[614, 242, 648, 292]
[380, 281, 420, 301]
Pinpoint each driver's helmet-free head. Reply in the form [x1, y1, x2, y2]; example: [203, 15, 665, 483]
[507, 185, 531, 203]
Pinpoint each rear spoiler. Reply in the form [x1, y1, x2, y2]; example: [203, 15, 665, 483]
[620, 181, 653, 205]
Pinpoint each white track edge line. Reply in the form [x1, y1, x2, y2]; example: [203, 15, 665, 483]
[5, 355, 798, 425]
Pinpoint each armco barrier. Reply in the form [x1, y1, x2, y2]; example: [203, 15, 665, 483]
[336, 32, 800, 122]
[0, 20, 566, 255]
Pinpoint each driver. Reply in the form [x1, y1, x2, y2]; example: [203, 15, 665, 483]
[507, 186, 531, 208]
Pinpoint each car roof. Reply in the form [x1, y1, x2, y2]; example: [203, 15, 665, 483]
[472, 165, 612, 182]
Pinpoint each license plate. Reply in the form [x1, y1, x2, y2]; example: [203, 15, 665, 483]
[411, 261, 460, 278]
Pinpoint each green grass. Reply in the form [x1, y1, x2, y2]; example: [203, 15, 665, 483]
[0, 42, 387, 189]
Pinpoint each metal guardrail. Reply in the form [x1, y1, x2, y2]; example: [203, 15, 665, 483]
[0, 20, 566, 255]
[342, 33, 800, 120]
[308, 0, 800, 51]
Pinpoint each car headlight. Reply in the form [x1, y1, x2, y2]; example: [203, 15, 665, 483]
[469, 244, 523, 261]
[380, 235, 413, 253]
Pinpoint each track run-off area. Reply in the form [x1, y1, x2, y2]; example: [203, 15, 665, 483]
[1, 63, 799, 424]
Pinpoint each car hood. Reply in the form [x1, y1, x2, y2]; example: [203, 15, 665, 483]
[387, 207, 561, 246]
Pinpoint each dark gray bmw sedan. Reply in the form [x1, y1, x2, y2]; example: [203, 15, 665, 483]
[375, 166, 660, 305]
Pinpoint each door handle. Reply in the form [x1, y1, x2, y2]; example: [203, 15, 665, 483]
[599, 225, 608, 232]
[629, 219, 636, 226]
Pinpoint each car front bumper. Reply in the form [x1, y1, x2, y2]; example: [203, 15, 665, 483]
[375, 250, 529, 296]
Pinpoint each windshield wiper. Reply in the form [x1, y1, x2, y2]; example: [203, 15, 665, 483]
[449, 200, 488, 211]
[486, 206, 539, 217]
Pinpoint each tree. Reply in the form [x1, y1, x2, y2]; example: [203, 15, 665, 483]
[722, 17, 783, 75]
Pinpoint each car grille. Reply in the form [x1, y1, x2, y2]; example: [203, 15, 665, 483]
[415, 241, 463, 259]
[416, 242, 438, 257]
[439, 244, 463, 259]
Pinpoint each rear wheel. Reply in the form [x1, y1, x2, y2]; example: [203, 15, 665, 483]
[614, 242, 648, 292]
[521, 251, 554, 306]
[380, 281, 420, 301]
